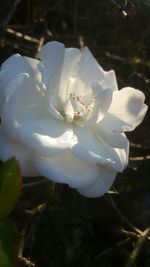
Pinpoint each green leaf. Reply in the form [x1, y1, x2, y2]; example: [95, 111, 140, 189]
[0, 220, 17, 267]
[0, 158, 22, 218]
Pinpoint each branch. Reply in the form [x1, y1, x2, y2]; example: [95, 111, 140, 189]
[22, 178, 49, 188]
[130, 142, 150, 149]
[125, 227, 150, 267]
[95, 238, 131, 261]
[109, 0, 128, 16]
[106, 195, 141, 234]
[106, 195, 150, 241]
[5, 27, 39, 44]
[129, 155, 150, 161]
[0, 0, 23, 30]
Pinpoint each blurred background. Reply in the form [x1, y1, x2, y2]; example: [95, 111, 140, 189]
[0, 0, 150, 266]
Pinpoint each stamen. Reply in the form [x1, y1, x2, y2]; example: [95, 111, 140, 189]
[67, 92, 94, 122]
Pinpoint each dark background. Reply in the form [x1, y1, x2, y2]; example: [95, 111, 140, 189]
[0, 1, 150, 266]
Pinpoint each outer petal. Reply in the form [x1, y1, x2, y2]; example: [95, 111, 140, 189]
[24, 56, 47, 93]
[39, 41, 64, 69]
[18, 119, 74, 157]
[108, 87, 148, 131]
[77, 166, 117, 197]
[0, 127, 38, 177]
[71, 126, 128, 172]
[97, 113, 128, 134]
[101, 70, 118, 91]
[0, 54, 40, 113]
[34, 150, 99, 188]
[96, 121, 129, 148]
[114, 143, 129, 171]
[75, 47, 105, 85]
[38, 41, 65, 111]
[0, 54, 42, 91]
[1, 73, 46, 140]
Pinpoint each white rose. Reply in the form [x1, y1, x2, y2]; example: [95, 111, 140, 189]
[0, 41, 148, 197]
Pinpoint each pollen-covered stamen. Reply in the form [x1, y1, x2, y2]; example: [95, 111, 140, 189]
[71, 94, 94, 112]
[63, 92, 95, 123]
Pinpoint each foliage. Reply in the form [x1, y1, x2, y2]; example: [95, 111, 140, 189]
[0, 158, 21, 218]
[0, 158, 22, 267]
[0, 221, 17, 267]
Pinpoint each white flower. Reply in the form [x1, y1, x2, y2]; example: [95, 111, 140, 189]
[0, 41, 148, 197]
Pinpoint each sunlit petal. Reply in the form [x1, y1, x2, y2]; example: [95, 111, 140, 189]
[34, 150, 99, 188]
[108, 87, 148, 131]
[76, 47, 105, 84]
[0, 126, 38, 177]
[1, 73, 45, 140]
[71, 126, 128, 172]
[19, 119, 73, 157]
[77, 166, 117, 197]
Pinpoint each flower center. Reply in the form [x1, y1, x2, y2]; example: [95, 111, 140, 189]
[63, 92, 94, 123]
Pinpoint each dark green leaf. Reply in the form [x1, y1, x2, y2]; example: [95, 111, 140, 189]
[0, 220, 17, 267]
[0, 158, 22, 218]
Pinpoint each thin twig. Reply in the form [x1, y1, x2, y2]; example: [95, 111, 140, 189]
[17, 257, 36, 267]
[121, 229, 140, 240]
[73, 0, 78, 35]
[106, 195, 141, 234]
[129, 155, 150, 161]
[130, 142, 150, 149]
[25, 203, 46, 216]
[95, 238, 131, 261]
[78, 36, 85, 50]
[125, 227, 150, 267]
[35, 37, 45, 58]
[5, 27, 39, 43]
[109, 0, 127, 16]
[106, 195, 150, 241]
[17, 228, 27, 258]
[22, 178, 49, 188]
[0, 0, 23, 30]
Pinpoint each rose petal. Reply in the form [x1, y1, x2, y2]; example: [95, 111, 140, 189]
[38, 41, 65, 110]
[97, 113, 127, 133]
[0, 126, 38, 177]
[19, 119, 74, 157]
[0, 54, 39, 113]
[77, 165, 117, 197]
[83, 83, 112, 126]
[115, 143, 129, 171]
[108, 87, 148, 131]
[75, 47, 105, 85]
[34, 150, 99, 188]
[64, 99, 74, 123]
[1, 53, 31, 72]
[96, 122, 128, 148]
[25, 56, 47, 93]
[71, 126, 128, 172]
[101, 70, 118, 91]
[59, 48, 81, 104]
[1, 73, 45, 140]
[39, 41, 64, 68]
[0, 54, 40, 90]
[0, 55, 45, 105]
[67, 76, 92, 100]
